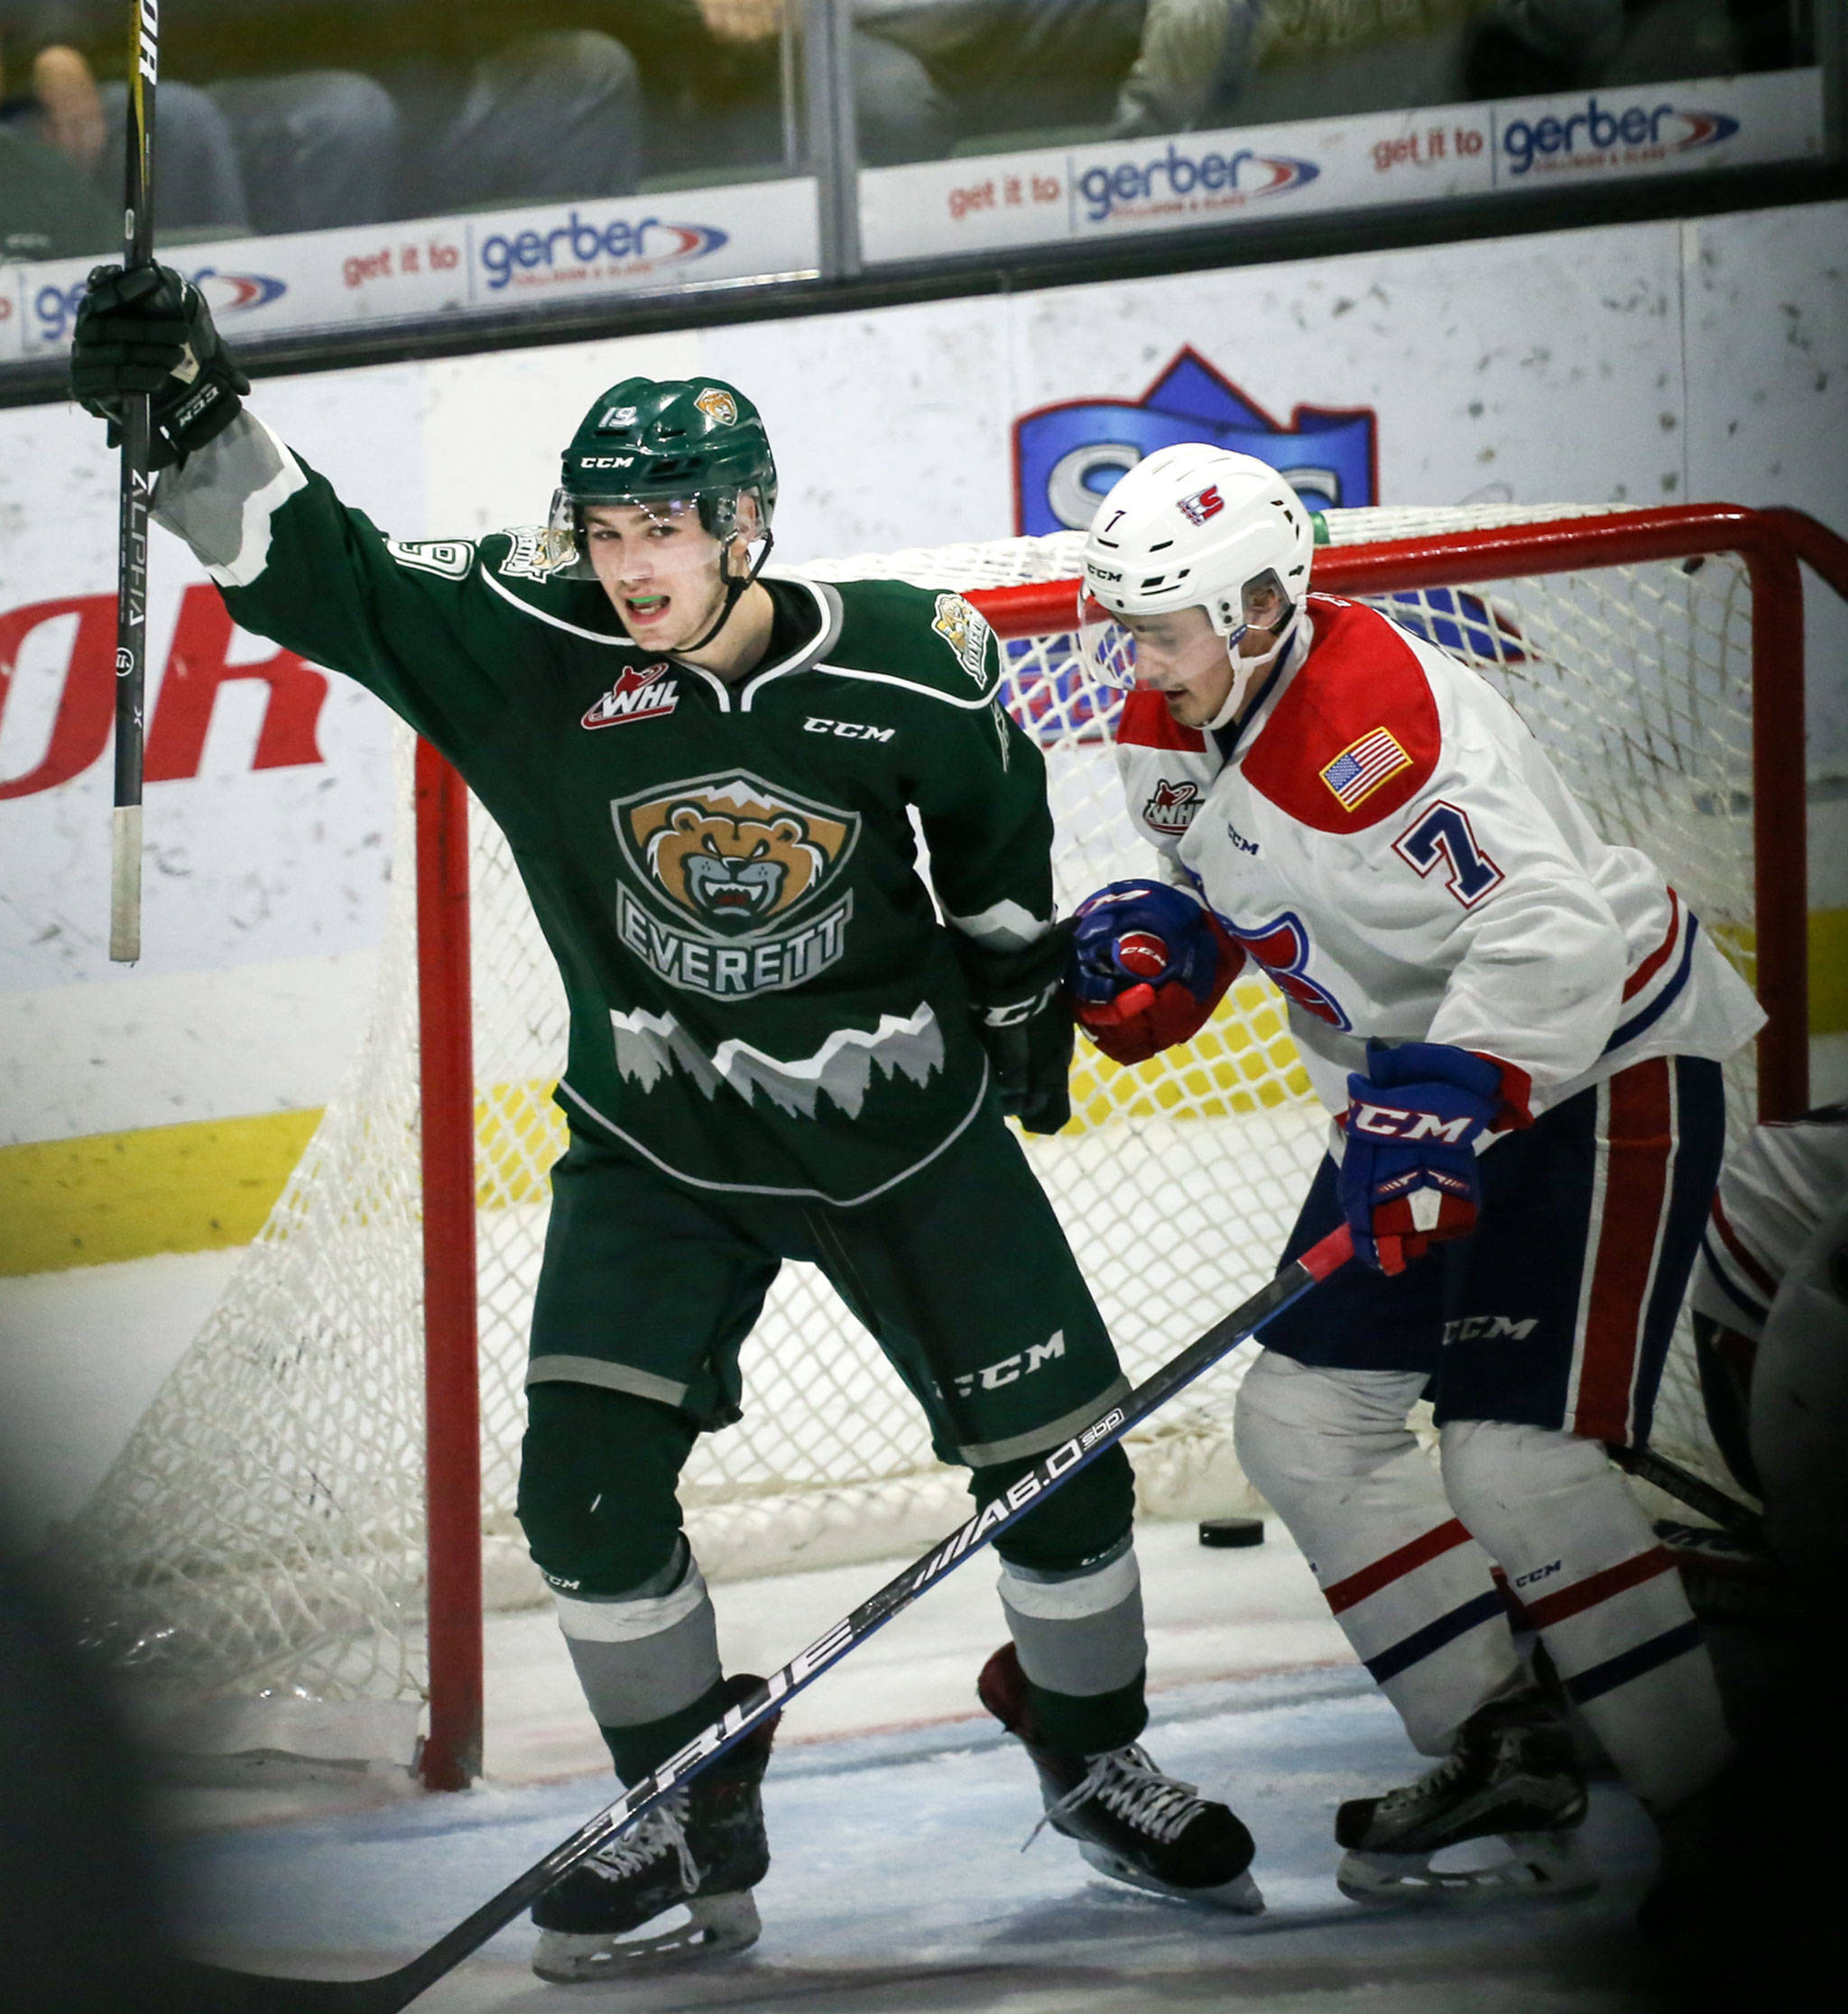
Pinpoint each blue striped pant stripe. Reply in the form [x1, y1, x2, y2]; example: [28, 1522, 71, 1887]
[1364, 1588, 1508, 1685]
[1564, 1618, 1704, 1705]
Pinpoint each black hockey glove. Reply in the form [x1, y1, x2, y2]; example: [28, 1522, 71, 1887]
[953, 922, 1076, 1136]
[70, 263, 250, 470]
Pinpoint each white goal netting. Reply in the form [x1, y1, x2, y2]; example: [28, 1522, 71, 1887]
[57, 505, 1765, 1751]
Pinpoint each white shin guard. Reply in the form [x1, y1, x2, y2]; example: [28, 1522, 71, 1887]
[1440, 1419, 1732, 1810]
[1234, 1353, 1519, 1755]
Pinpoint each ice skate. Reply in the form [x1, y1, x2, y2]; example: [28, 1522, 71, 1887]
[980, 1643, 1262, 1912]
[1335, 1686, 1595, 1907]
[531, 1683, 777, 1981]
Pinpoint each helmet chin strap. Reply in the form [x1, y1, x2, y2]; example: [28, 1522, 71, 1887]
[681, 529, 775, 655]
[1203, 608, 1298, 731]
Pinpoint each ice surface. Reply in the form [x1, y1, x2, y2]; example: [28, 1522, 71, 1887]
[168, 1523, 1661, 2014]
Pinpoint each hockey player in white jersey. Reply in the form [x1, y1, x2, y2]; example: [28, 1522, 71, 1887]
[1065, 446, 1764, 1911]
[1689, 1103, 1848, 1593]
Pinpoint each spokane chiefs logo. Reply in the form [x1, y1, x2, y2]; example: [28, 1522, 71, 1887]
[613, 773, 860, 997]
[1015, 348, 1376, 536]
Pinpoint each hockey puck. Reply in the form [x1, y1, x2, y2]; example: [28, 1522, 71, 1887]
[1197, 1517, 1265, 1548]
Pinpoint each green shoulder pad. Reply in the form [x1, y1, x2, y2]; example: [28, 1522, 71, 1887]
[826, 578, 1003, 708]
[477, 527, 635, 638]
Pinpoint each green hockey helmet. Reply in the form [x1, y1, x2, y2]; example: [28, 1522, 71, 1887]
[547, 375, 778, 584]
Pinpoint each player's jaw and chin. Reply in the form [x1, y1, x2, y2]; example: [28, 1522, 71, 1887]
[1122, 605, 1277, 730]
[583, 499, 761, 664]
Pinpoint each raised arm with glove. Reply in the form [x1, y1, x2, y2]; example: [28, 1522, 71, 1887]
[69, 261, 248, 467]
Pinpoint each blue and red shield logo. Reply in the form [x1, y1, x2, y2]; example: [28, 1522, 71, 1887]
[1013, 348, 1377, 535]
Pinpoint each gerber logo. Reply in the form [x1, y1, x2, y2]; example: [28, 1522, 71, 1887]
[931, 594, 993, 686]
[695, 388, 738, 426]
[478, 210, 729, 292]
[190, 268, 288, 315]
[583, 664, 678, 728]
[1500, 96, 1740, 178]
[1014, 348, 1376, 535]
[1142, 778, 1202, 836]
[1076, 141, 1317, 225]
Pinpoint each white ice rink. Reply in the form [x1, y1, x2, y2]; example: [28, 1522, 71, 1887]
[23, 1037, 1848, 2011]
[0, 1233, 1669, 2014]
[161, 1520, 1663, 2014]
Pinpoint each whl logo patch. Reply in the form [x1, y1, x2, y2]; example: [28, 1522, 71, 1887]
[584, 663, 679, 728]
[1142, 778, 1202, 836]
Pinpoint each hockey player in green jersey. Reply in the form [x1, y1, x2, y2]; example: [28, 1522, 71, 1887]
[72, 267, 1263, 1974]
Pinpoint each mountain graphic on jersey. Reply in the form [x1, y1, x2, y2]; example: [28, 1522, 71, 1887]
[612, 772, 862, 999]
[583, 663, 679, 728]
[609, 1000, 945, 1118]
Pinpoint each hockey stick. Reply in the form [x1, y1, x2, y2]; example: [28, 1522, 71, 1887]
[1606, 1441, 1764, 1542]
[109, 1, 159, 963]
[181, 1222, 1355, 2012]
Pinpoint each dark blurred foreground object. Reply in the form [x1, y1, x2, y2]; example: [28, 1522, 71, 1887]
[0, 1540, 194, 2013]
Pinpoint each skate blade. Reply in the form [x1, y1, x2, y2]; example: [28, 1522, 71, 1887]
[1078, 1843, 1266, 1915]
[1336, 1833, 1597, 1909]
[531, 1890, 761, 1981]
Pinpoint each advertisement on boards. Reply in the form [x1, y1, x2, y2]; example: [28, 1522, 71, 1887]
[859, 66, 1824, 263]
[1, 179, 821, 365]
[4, 204, 1844, 1159]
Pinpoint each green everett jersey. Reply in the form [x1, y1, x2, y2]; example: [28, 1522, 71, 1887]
[155, 413, 1058, 1205]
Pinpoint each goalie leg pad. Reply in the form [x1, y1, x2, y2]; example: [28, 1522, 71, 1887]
[1441, 1418, 1732, 1811]
[1235, 1352, 1520, 1755]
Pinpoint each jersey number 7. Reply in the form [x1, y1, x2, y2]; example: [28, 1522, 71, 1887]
[1393, 800, 1504, 907]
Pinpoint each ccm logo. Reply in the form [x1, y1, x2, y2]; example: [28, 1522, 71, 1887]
[578, 455, 634, 468]
[1349, 1102, 1474, 1142]
[1511, 1558, 1562, 1590]
[804, 716, 893, 742]
[1443, 1314, 1538, 1342]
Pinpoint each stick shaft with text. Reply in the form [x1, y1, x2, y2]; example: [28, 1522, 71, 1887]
[109, 1, 159, 963]
[186, 1223, 1356, 2014]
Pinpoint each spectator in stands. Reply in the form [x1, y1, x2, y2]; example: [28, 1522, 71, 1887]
[1, 1, 253, 236]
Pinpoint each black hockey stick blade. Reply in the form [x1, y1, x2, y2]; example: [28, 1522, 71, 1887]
[109, 0, 159, 963]
[1607, 1440, 1764, 1541]
[182, 1223, 1354, 2011]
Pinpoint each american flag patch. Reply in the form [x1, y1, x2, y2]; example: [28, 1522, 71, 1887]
[1320, 727, 1413, 808]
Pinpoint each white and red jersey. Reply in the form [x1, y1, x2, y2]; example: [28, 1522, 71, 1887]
[1113, 593, 1762, 1131]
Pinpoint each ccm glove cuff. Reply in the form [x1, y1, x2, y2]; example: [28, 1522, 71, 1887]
[71, 263, 250, 471]
[953, 924, 1076, 1136]
[1339, 1039, 1508, 1276]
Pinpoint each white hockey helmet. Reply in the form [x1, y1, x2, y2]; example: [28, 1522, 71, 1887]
[1078, 445, 1315, 688]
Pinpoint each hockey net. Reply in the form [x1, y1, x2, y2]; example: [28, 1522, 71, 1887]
[57, 503, 1803, 1767]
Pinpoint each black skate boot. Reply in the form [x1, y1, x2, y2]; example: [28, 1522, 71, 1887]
[979, 1642, 1262, 1912]
[531, 1677, 778, 1981]
[1335, 1685, 1594, 1907]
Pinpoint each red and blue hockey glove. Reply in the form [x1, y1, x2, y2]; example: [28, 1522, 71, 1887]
[1066, 881, 1243, 1067]
[1340, 1040, 1507, 1276]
